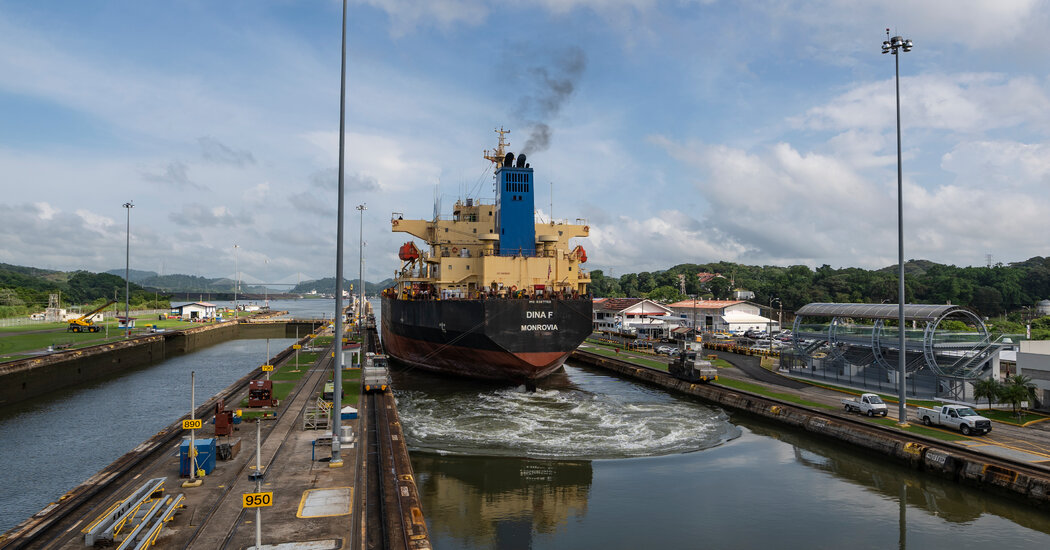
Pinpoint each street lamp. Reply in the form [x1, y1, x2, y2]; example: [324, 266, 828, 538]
[233, 244, 240, 321]
[330, 0, 349, 469]
[123, 201, 134, 338]
[883, 28, 913, 425]
[357, 204, 367, 329]
[768, 296, 780, 353]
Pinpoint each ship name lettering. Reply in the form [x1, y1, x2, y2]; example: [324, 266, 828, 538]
[520, 324, 558, 331]
[526, 311, 553, 319]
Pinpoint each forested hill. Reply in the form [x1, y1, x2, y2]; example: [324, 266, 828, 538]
[290, 278, 394, 295]
[0, 263, 153, 316]
[588, 257, 1050, 319]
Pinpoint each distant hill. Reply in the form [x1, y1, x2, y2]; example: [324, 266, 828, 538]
[105, 268, 159, 283]
[0, 263, 154, 315]
[876, 259, 941, 277]
[291, 278, 393, 295]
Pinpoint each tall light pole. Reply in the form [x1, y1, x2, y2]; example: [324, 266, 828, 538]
[883, 29, 913, 425]
[769, 296, 780, 353]
[123, 201, 134, 338]
[233, 244, 240, 322]
[357, 204, 366, 328]
[330, 0, 349, 468]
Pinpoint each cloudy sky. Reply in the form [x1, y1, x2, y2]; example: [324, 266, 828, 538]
[2, 1, 1049, 286]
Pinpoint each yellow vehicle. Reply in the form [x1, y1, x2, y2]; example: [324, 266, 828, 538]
[67, 300, 117, 333]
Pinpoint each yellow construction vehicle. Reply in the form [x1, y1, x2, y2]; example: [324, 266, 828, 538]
[67, 300, 117, 333]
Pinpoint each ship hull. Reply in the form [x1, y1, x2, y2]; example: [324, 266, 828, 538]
[381, 296, 592, 383]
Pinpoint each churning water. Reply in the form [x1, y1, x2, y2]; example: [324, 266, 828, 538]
[394, 364, 740, 459]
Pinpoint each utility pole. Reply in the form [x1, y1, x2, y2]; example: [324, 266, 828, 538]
[357, 204, 367, 329]
[330, 0, 349, 468]
[123, 201, 134, 338]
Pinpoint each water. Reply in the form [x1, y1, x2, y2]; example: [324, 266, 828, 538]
[208, 297, 383, 321]
[0, 337, 293, 532]
[396, 363, 1050, 549]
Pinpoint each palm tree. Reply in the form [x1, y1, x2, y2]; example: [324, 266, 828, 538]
[1003, 375, 1037, 420]
[973, 378, 1002, 411]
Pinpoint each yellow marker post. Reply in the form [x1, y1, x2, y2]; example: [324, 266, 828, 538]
[182, 419, 203, 430]
[261, 364, 274, 372]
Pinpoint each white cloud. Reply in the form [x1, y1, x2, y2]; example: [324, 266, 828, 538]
[798, 73, 1050, 134]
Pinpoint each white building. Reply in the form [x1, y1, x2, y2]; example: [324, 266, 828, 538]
[666, 299, 778, 334]
[593, 298, 675, 339]
[171, 302, 218, 320]
[1017, 340, 1050, 408]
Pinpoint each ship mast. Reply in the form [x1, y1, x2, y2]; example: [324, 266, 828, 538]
[483, 126, 511, 173]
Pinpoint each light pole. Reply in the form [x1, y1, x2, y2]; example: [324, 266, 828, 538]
[330, 0, 349, 468]
[233, 244, 240, 322]
[123, 201, 134, 338]
[264, 258, 270, 307]
[883, 29, 913, 425]
[357, 204, 367, 329]
[768, 296, 780, 353]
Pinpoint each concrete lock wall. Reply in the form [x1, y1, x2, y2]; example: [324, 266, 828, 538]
[0, 319, 318, 407]
[570, 350, 1050, 506]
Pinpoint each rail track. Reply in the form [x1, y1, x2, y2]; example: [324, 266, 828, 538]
[362, 327, 429, 550]
[0, 332, 318, 549]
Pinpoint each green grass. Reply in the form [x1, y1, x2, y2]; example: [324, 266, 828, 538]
[271, 365, 307, 382]
[869, 417, 969, 441]
[976, 409, 1049, 425]
[313, 336, 334, 347]
[272, 381, 297, 401]
[0, 330, 124, 358]
[290, 351, 319, 366]
[787, 378, 941, 408]
[715, 377, 837, 410]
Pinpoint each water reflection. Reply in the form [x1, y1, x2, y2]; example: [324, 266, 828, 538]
[757, 422, 1050, 531]
[403, 362, 1050, 548]
[413, 454, 591, 549]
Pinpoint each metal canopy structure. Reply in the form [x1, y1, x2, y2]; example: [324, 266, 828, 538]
[795, 303, 959, 322]
[792, 302, 992, 379]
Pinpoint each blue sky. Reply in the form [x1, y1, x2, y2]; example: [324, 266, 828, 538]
[2, 1, 1050, 287]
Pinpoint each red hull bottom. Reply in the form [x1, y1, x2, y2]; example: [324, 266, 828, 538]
[382, 329, 569, 382]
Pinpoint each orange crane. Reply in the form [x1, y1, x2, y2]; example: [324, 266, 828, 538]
[67, 299, 117, 333]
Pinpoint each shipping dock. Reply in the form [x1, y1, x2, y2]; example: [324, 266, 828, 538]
[0, 319, 429, 550]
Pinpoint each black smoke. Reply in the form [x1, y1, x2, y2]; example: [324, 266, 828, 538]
[516, 46, 586, 154]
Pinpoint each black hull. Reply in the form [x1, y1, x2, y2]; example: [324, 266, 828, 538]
[380, 296, 592, 382]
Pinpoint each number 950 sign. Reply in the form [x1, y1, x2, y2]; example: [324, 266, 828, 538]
[242, 492, 273, 508]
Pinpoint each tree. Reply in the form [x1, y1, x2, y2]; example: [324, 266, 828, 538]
[646, 285, 682, 303]
[973, 378, 1001, 410]
[1002, 375, 1037, 418]
[708, 277, 732, 300]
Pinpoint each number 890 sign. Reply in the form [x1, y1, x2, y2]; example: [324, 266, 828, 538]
[242, 492, 273, 508]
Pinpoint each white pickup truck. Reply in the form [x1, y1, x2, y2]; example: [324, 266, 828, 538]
[841, 393, 888, 417]
[915, 405, 992, 435]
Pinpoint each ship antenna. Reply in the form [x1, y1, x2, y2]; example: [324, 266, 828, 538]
[483, 126, 511, 173]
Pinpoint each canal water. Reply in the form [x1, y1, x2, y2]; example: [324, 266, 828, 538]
[394, 363, 1050, 549]
[0, 337, 293, 533]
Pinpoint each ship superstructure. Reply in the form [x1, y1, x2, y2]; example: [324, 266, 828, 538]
[381, 129, 593, 382]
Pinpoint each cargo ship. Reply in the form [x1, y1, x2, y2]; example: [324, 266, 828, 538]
[381, 129, 593, 383]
